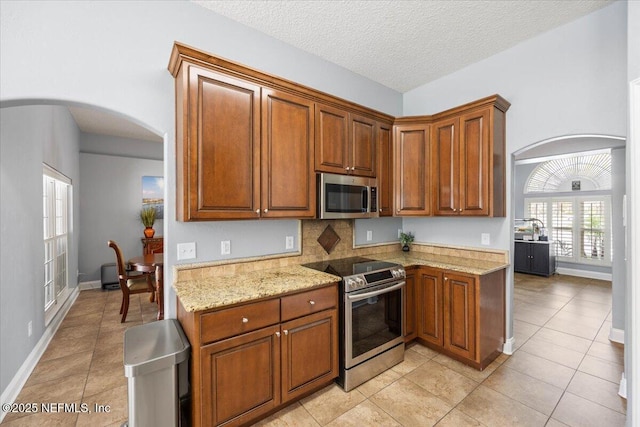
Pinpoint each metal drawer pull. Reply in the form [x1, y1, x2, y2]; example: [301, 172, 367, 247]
[242, 317, 249, 323]
[255, 209, 260, 214]
[275, 331, 280, 337]
[309, 300, 315, 305]
[284, 330, 288, 335]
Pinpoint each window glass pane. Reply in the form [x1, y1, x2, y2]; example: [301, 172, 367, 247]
[552, 201, 573, 257]
[581, 200, 605, 261]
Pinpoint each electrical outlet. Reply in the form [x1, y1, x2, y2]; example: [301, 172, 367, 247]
[28, 321, 32, 337]
[481, 233, 491, 246]
[177, 242, 196, 260]
[366, 230, 373, 241]
[285, 236, 294, 250]
[221, 240, 231, 255]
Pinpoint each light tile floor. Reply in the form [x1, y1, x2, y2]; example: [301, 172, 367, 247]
[1, 274, 627, 426]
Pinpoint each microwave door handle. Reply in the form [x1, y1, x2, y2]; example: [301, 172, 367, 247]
[347, 281, 405, 302]
[362, 187, 368, 213]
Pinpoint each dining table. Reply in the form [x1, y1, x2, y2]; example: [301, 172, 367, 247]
[128, 253, 164, 320]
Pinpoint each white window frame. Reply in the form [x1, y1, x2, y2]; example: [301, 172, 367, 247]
[525, 195, 611, 267]
[43, 164, 72, 325]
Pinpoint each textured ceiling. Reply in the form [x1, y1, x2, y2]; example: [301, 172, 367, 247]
[71, 0, 614, 144]
[193, 0, 614, 92]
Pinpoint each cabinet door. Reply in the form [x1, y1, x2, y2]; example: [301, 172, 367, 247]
[530, 243, 550, 276]
[443, 272, 476, 361]
[404, 268, 417, 342]
[431, 117, 459, 216]
[183, 67, 261, 220]
[201, 325, 281, 427]
[315, 103, 349, 175]
[393, 124, 430, 216]
[262, 89, 316, 218]
[281, 310, 338, 402]
[350, 113, 376, 177]
[377, 122, 393, 216]
[459, 108, 491, 216]
[418, 267, 444, 347]
[513, 241, 530, 273]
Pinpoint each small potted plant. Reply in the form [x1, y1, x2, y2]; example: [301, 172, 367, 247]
[140, 206, 157, 238]
[399, 232, 415, 252]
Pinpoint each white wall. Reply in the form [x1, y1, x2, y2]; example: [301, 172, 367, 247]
[626, 0, 640, 423]
[79, 152, 164, 282]
[0, 105, 80, 395]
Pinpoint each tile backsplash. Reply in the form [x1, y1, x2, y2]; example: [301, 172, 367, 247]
[174, 219, 507, 281]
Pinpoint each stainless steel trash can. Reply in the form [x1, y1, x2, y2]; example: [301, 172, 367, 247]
[123, 319, 190, 427]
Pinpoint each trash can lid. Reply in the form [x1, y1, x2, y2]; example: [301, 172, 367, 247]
[124, 319, 190, 377]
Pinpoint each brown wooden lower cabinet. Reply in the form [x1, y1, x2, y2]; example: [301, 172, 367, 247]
[403, 267, 417, 342]
[411, 266, 505, 370]
[178, 283, 338, 427]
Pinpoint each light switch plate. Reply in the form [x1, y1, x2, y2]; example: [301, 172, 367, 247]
[481, 233, 490, 246]
[221, 240, 231, 255]
[366, 230, 373, 241]
[285, 236, 294, 249]
[177, 242, 196, 260]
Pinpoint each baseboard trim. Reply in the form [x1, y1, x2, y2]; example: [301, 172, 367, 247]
[79, 280, 102, 290]
[503, 337, 515, 355]
[555, 267, 612, 281]
[0, 287, 79, 423]
[619, 373, 627, 399]
[609, 327, 625, 344]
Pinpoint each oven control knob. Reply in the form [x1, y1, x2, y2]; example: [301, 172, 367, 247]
[355, 277, 365, 287]
[346, 278, 357, 288]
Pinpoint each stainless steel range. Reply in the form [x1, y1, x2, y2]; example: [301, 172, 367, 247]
[303, 257, 406, 391]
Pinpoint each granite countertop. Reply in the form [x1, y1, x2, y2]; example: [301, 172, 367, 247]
[174, 264, 340, 312]
[372, 252, 509, 275]
[174, 251, 508, 313]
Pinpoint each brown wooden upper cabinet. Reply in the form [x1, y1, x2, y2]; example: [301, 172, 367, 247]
[431, 103, 507, 217]
[169, 43, 508, 221]
[393, 123, 431, 216]
[262, 89, 316, 219]
[315, 103, 376, 177]
[172, 62, 315, 220]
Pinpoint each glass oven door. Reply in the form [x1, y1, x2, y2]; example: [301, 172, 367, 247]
[344, 281, 405, 368]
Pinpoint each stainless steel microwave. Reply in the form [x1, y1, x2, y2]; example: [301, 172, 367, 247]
[318, 173, 378, 219]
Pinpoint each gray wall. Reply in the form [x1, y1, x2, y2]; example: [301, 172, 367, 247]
[0, 105, 80, 395]
[354, 217, 403, 246]
[78, 152, 164, 282]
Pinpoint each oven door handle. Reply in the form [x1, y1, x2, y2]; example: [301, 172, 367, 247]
[347, 281, 405, 302]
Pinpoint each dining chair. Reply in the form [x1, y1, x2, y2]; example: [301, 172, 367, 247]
[107, 240, 155, 323]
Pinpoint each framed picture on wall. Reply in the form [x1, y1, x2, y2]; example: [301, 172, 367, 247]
[142, 176, 164, 219]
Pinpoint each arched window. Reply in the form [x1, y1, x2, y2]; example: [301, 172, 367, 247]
[525, 152, 611, 193]
[523, 151, 612, 266]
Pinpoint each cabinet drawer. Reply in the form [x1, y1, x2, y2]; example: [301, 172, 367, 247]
[201, 299, 280, 344]
[281, 285, 337, 322]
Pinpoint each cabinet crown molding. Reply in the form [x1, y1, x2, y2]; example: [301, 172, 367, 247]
[168, 41, 395, 123]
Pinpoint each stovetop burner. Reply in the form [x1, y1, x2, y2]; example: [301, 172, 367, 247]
[303, 256, 405, 292]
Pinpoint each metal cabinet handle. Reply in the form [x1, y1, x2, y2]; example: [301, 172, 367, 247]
[263, 208, 268, 213]
[284, 330, 288, 335]
[345, 167, 350, 171]
[242, 317, 249, 323]
[309, 300, 315, 306]
[379, 208, 382, 212]
[351, 167, 355, 171]
[444, 277, 449, 281]
[275, 331, 280, 337]
[255, 209, 260, 214]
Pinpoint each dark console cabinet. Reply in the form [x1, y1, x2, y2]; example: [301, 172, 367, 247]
[514, 241, 556, 277]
